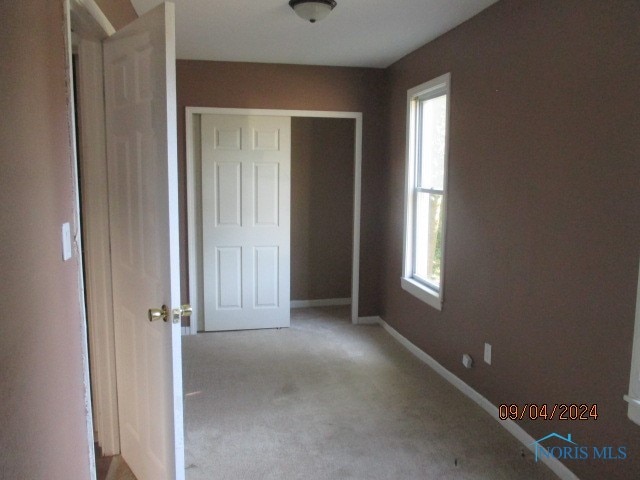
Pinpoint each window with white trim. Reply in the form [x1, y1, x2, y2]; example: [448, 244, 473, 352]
[401, 73, 451, 311]
[625, 260, 640, 425]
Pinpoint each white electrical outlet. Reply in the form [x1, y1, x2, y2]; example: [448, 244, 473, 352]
[462, 354, 473, 369]
[484, 343, 492, 365]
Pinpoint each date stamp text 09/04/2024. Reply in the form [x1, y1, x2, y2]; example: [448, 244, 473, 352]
[498, 404, 599, 421]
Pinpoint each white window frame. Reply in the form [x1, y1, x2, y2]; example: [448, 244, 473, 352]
[401, 73, 451, 311]
[625, 258, 640, 425]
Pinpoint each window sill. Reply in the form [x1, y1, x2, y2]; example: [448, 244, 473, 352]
[401, 277, 442, 311]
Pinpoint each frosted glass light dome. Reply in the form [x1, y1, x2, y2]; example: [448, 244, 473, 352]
[289, 0, 337, 23]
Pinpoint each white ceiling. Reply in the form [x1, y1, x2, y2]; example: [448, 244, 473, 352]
[130, 0, 498, 68]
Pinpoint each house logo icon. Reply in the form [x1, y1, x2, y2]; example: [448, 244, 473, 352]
[529, 433, 577, 462]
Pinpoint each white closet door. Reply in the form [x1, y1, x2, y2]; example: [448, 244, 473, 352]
[202, 114, 291, 331]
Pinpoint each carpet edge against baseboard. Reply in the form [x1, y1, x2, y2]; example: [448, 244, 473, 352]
[376, 317, 580, 480]
[356, 316, 381, 325]
[291, 298, 352, 308]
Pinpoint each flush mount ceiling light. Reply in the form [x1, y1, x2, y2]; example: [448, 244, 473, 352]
[289, 0, 337, 23]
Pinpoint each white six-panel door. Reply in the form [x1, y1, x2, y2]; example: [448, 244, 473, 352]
[103, 3, 184, 479]
[202, 114, 291, 331]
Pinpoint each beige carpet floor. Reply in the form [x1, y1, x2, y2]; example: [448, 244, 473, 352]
[182, 306, 558, 480]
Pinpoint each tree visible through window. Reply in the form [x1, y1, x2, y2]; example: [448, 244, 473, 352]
[402, 74, 450, 310]
[414, 94, 446, 289]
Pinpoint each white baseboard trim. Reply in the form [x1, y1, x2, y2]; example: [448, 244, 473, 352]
[181, 326, 191, 336]
[357, 315, 382, 325]
[291, 298, 351, 309]
[377, 317, 579, 480]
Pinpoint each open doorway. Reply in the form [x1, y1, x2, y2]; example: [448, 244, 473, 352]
[67, 2, 186, 479]
[290, 117, 355, 308]
[65, 1, 119, 473]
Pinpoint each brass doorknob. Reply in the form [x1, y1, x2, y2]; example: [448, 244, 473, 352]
[170, 304, 193, 324]
[148, 305, 169, 322]
[150, 304, 192, 323]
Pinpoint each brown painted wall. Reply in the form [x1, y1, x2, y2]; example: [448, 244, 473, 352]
[177, 60, 386, 316]
[291, 117, 355, 301]
[380, 1, 640, 478]
[0, 1, 135, 478]
[95, 0, 138, 30]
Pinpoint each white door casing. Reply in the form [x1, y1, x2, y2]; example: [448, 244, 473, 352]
[201, 114, 291, 331]
[75, 36, 120, 456]
[103, 3, 184, 479]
